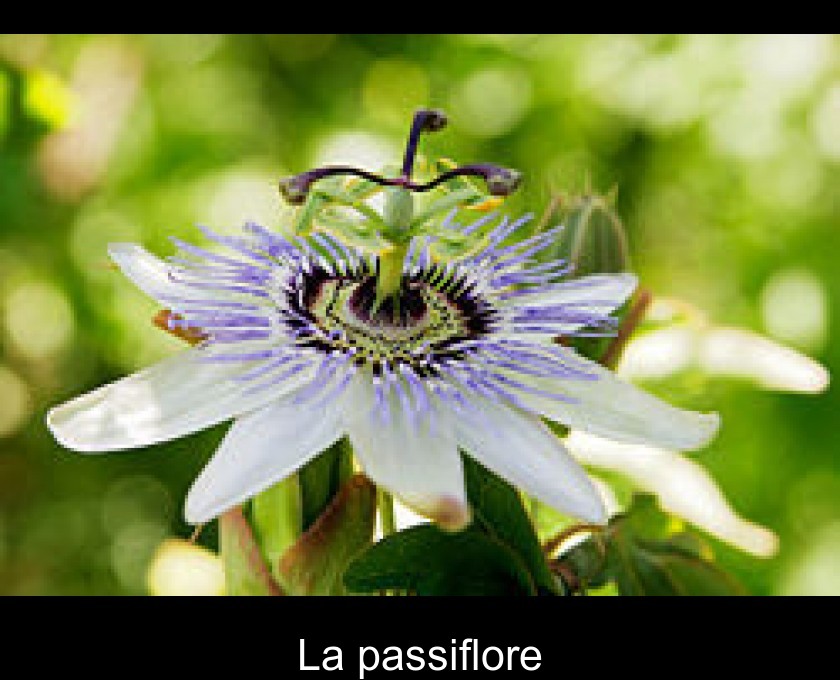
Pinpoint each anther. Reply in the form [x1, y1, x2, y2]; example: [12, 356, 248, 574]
[278, 174, 313, 205]
[401, 108, 448, 180]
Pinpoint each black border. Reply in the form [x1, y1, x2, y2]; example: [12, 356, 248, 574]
[9, 596, 833, 674]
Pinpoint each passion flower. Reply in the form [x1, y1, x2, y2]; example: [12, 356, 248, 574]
[46, 110, 719, 532]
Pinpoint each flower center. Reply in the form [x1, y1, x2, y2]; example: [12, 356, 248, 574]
[276, 108, 525, 320]
[292, 262, 497, 376]
[348, 277, 428, 328]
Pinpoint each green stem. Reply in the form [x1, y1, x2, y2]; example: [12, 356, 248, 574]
[219, 508, 284, 596]
[250, 474, 302, 583]
[529, 495, 541, 536]
[371, 186, 414, 316]
[373, 242, 408, 316]
[378, 488, 396, 538]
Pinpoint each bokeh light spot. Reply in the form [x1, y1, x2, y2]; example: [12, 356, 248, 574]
[777, 522, 840, 595]
[70, 209, 142, 280]
[144, 34, 223, 66]
[739, 34, 831, 95]
[584, 46, 705, 129]
[760, 268, 827, 353]
[263, 34, 336, 64]
[23, 69, 76, 129]
[192, 167, 288, 231]
[36, 39, 142, 202]
[810, 83, 840, 161]
[707, 90, 785, 160]
[147, 538, 225, 596]
[313, 131, 398, 172]
[450, 67, 532, 138]
[110, 520, 169, 593]
[101, 475, 174, 538]
[363, 58, 430, 127]
[4, 279, 75, 361]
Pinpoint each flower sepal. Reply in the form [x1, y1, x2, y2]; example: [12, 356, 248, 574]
[219, 507, 286, 596]
[551, 493, 746, 596]
[275, 473, 376, 596]
[220, 471, 376, 596]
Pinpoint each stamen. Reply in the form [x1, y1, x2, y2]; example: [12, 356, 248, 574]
[276, 109, 522, 205]
[420, 164, 523, 197]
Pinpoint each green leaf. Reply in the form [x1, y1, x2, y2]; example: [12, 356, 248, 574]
[555, 494, 745, 596]
[219, 508, 284, 596]
[343, 456, 561, 596]
[344, 524, 537, 596]
[277, 474, 376, 596]
[607, 532, 745, 596]
[463, 456, 561, 595]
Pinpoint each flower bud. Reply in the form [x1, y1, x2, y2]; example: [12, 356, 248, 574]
[544, 191, 633, 365]
[552, 191, 631, 277]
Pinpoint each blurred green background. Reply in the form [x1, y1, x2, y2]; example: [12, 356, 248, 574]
[0, 34, 836, 595]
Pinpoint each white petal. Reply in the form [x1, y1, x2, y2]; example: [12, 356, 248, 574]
[619, 324, 831, 395]
[342, 376, 470, 530]
[374, 498, 431, 541]
[47, 345, 315, 452]
[184, 399, 343, 524]
[698, 327, 830, 394]
[393, 498, 432, 532]
[497, 346, 720, 451]
[108, 243, 262, 307]
[566, 431, 779, 557]
[501, 273, 637, 312]
[452, 395, 607, 525]
[617, 326, 697, 381]
[496, 273, 639, 339]
[108, 243, 182, 306]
